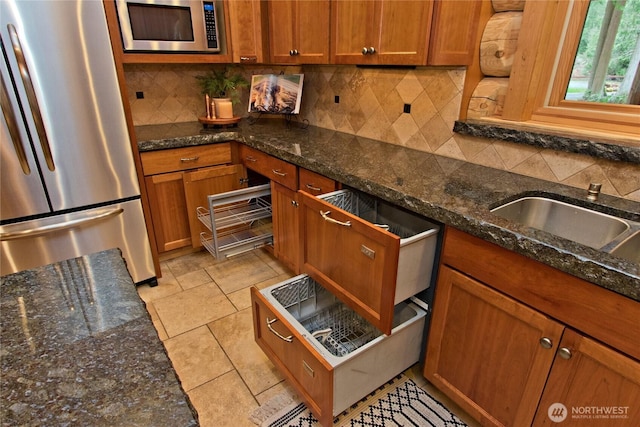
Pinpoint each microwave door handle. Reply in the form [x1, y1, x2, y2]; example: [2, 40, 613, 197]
[7, 24, 55, 171]
[0, 72, 31, 174]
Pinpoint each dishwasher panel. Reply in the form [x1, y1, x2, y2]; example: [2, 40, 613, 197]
[252, 274, 426, 425]
[321, 189, 440, 304]
[300, 188, 439, 334]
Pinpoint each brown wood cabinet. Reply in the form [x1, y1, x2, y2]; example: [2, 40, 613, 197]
[238, 145, 298, 189]
[331, 0, 434, 65]
[428, 0, 482, 65]
[425, 227, 640, 426]
[298, 168, 338, 196]
[532, 330, 640, 426]
[426, 265, 564, 426]
[239, 145, 338, 273]
[271, 182, 301, 273]
[271, 169, 339, 273]
[268, 0, 330, 64]
[141, 143, 245, 254]
[145, 172, 191, 252]
[226, 0, 269, 63]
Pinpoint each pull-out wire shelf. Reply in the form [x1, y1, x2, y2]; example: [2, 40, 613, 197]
[198, 184, 273, 259]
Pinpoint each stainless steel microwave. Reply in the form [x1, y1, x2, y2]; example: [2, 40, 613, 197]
[115, 0, 220, 52]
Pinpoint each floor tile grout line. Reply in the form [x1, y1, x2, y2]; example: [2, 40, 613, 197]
[204, 320, 269, 407]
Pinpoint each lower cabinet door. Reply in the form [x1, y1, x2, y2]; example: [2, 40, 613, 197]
[271, 182, 301, 273]
[252, 274, 426, 427]
[145, 172, 191, 252]
[532, 329, 640, 426]
[183, 164, 246, 248]
[424, 266, 564, 427]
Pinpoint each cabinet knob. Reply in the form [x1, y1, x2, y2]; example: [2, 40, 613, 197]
[289, 49, 299, 56]
[539, 337, 553, 349]
[291, 200, 299, 207]
[558, 347, 573, 360]
[362, 47, 376, 55]
[368, 47, 376, 54]
[362, 47, 369, 55]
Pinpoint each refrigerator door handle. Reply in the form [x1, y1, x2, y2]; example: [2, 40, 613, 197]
[0, 208, 123, 241]
[0, 72, 30, 174]
[7, 23, 55, 171]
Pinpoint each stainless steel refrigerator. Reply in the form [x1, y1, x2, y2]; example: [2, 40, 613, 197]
[0, 0, 155, 285]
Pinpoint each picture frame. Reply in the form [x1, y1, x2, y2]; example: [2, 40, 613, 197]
[248, 74, 304, 115]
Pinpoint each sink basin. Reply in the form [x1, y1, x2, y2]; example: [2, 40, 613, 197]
[490, 197, 629, 249]
[610, 231, 640, 263]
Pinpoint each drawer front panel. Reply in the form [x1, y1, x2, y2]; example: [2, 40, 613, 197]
[298, 168, 337, 196]
[299, 191, 400, 335]
[251, 287, 334, 426]
[141, 143, 232, 176]
[239, 145, 297, 189]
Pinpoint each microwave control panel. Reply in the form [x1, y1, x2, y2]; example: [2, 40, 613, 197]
[203, 1, 219, 50]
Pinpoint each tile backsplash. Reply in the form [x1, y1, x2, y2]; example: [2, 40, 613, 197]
[124, 64, 639, 201]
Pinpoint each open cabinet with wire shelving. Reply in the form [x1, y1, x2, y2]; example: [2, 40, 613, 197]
[197, 183, 273, 259]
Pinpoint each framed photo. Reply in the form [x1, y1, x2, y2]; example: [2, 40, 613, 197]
[248, 74, 304, 114]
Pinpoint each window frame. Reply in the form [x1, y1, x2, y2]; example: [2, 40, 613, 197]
[502, 0, 640, 138]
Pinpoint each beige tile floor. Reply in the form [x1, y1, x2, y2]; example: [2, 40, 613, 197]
[136, 248, 479, 427]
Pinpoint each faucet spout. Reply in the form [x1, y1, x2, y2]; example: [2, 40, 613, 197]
[587, 183, 602, 201]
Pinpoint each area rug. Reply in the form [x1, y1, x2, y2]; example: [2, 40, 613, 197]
[252, 375, 468, 427]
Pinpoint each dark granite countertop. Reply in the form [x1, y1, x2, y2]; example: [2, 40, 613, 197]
[136, 120, 640, 302]
[0, 249, 198, 426]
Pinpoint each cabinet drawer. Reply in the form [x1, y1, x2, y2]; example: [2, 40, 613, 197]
[251, 275, 426, 427]
[239, 145, 297, 190]
[298, 168, 338, 196]
[141, 143, 232, 176]
[300, 189, 439, 334]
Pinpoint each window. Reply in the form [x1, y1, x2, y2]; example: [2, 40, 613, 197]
[565, 0, 639, 104]
[502, 0, 640, 138]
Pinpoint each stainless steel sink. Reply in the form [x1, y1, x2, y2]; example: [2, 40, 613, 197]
[610, 231, 640, 263]
[490, 197, 630, 249]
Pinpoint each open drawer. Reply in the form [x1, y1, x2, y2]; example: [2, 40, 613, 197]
[198, 184, 273, 259]
[251, 275, 426, 427]
[299, 189, 439, 334]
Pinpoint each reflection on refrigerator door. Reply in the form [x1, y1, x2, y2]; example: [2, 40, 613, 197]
[1, 199, 154, 284]
[0, 0, 154, 283]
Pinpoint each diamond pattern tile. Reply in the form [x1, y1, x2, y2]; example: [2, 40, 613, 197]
[124, 64, 640, 200]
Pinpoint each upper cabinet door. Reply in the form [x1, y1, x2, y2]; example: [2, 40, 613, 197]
[227, 0, 269, 63]
[269, 0, 330, 64]
[377, 0, 433, 65]
[331, 1, 376, 64]
[331, 0, 433, 65]
[427, 0, 482, 65]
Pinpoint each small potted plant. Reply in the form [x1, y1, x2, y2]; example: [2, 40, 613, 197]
[196, 67, 249, 119]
